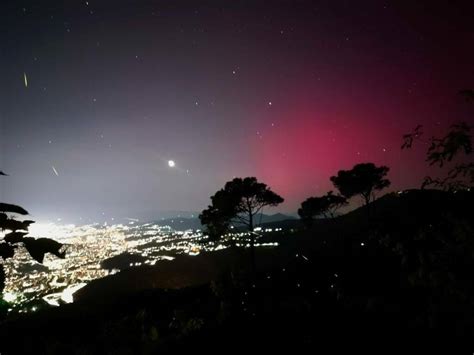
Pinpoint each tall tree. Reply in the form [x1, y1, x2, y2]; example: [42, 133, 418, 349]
[298, 191, 347, 226]
[200, 177, 284, 272]
[330, 163, 390, 207]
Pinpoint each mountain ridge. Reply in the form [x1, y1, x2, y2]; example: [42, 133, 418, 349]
[152, 212, 297, 231]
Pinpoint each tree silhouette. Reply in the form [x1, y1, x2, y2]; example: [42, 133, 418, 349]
[199, 190, 239, 241]
[0, 172, 66, 299]
[200, 177, 283, 272]
[330, 163, 390, 207]
[402, 90, 473, 190]
[298, 191, 347, 226]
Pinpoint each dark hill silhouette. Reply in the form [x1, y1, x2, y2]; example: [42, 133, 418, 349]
[338, 188, 473, 232]
[100, 252, 149, 271]
[274, 188, 474, 254]
[75, 252, 240, 303]
[75, 246, 300, 304]
[254, 188, 474, 245]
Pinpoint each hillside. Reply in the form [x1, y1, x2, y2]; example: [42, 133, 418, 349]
[1, 189, 474, 353]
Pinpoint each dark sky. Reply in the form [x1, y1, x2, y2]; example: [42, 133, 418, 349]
[1, 0, 474, 223]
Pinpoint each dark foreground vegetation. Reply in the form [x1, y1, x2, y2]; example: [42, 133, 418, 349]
[1, 188, 474, 354]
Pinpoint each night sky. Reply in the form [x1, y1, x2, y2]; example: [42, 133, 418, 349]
[2, 0, 474, 223]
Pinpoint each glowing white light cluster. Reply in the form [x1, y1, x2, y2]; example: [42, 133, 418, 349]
[2, 291, 17, 303]
[3, 220, 284, 311]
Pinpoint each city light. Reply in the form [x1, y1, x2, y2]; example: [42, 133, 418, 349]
[1, 221, 283, 311]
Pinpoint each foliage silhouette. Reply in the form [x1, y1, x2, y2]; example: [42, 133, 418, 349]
[402, 90, 473, 190]
[0, 203, 29, 215]
[298, 191, 347, 227]
[401, 124, 423, 150]
[0, 171, 66, 298]
[200, 177, 283, 271]
[198, 204, 234, 242]
[330, 163, 391, 207]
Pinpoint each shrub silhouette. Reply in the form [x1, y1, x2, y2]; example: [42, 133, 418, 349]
[199, 177, 283, 272]
[0, 171, 66, 299]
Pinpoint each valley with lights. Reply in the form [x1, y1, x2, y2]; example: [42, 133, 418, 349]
[1, 221, 282, 313]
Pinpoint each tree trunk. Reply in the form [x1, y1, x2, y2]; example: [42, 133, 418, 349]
[249, 212, 256, 276]
[0, 264, 5, 294]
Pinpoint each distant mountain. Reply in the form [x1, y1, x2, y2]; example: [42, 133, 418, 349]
[153, 213, 297, 231]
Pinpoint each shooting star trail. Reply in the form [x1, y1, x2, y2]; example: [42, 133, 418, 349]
[23, 72, 28, 87]
[52, 166, 59, 176]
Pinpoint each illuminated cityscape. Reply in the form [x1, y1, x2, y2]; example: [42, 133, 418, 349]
[1, 221, 281, 313]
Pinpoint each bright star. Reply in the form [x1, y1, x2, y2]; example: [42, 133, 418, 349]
[168, 160, 175, 168]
